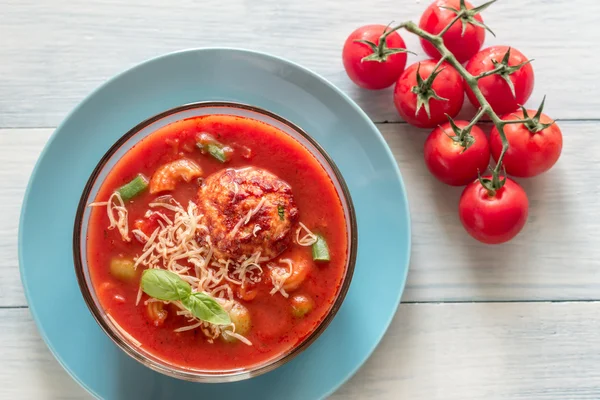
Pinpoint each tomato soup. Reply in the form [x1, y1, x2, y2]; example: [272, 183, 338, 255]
[86, 114, 349, 371]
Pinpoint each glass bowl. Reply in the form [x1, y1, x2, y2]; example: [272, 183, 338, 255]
[73, 101, 358, 382]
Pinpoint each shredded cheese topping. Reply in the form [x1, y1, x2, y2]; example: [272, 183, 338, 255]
[89, 192, 130, 242]
[125, 196, 258, 345]
[296, 222, 317, 246]
[229, 197, 266, 238]
[222, 330, 253, 346]
[92, 190, 318, 347]
[269, 258, 293, 298]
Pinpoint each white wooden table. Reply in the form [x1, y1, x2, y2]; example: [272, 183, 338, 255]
[2, 0, 600, 398]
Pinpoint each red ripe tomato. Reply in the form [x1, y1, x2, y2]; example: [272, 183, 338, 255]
[393, 60, 464, 128]
[424, 121, 490, 186]
[419, 0, 486, 63]
[465, 46, 534, 115]
[490, 111, 563, 177]
[459, 177, 529, 244]
[342, 24, 408, 90]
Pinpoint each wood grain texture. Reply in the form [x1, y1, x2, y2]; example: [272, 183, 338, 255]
[4, 302, 600, 399]
[332, 301, 600, 400]
[0, 129, 48, 307]
[3, 121, 598, 306]
[0, 309, 88, 400]
[1, 0, 599, 127]
[3, 1, 600, 398]
[386, 120, 600, 302]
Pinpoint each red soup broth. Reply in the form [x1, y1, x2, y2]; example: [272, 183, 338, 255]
[87, 114, 348, 371]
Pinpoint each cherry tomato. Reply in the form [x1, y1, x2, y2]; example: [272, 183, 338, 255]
[419, 0, 486, 63]
[490, 111, 562, 177]
[465, 46, 534, 115]
[393, 60, 464, 128]
[459, 177, 529, 244]
[342, 24, 408, 90]
[424, 121, 490, 186]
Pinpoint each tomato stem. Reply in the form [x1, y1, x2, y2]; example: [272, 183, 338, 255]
[438, 0, 497, 36]
[357, 24, 416, 63]
[474, 65, 505, 80]
[477, 166, 506, 195]
[412, 57, 449, 118]
[381, 2, 543, 195]
[498, 97, 555, 135]
[436, 13, 463, 38]
[443, 107, 486, 152]
[384, 14, 528, 179]
[471, 49, 533, 100]
[519, 96, 556, 133]
[501, 118, 529, 125]
[444, 117, 475, 151]
[437, 0, 497, 38]
[464, 107, 486, 131]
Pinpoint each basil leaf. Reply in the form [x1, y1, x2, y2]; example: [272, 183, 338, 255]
[182, 293, 231, 325]
[277, 205, 285, 221]
[141, 270, 231, 326]
[141, 269, 191, 301]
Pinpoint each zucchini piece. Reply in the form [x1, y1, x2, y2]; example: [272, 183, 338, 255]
[117, 174, 149, 200]
[312, 234, 330, 262]
[207, 143, 228, 163]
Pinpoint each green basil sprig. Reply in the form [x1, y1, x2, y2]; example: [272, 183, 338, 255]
[141, 269, 231, 325]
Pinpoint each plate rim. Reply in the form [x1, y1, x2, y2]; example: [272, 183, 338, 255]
[18, 47, 411, 399]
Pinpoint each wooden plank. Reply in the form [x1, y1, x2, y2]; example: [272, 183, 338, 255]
[2, 121, 599, 306]
[332, 301, 600, 400]
[386, 120, 600, 302]
[1, 0, 599, 127]
[0, 308, 89, 400]
[0, 129, 49, 307]
[3, 302, 600, 399]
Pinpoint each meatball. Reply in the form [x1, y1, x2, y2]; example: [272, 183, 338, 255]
[199, 167, 299, 261]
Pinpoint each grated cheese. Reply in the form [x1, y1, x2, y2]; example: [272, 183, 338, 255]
[132, 229, 150, 243]
[232, 182, 239, 203]
[123, 197, 253, 343]
[296, 222, 318, 246]
[173, 322, 203, 333]
[269, 258, 293, 298]
[90, 191, 131, 242]
[229, 252, 263, 289]
[93, 192, 318, 346]
[222, 329, 253, 346]
[135, 285, 143, 306]
[244, 197, 266, 224]
[229, 197, 266, 238]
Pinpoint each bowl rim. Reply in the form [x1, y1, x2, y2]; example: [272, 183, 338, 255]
[72, 100, 358, 383]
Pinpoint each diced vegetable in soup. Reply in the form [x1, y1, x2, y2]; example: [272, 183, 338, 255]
[87, 115, 348, 371]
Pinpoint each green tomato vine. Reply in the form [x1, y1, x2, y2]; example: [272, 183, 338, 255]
[367, 0, 549, 194]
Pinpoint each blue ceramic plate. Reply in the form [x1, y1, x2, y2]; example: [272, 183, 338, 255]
[19, 48, 411, 399]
